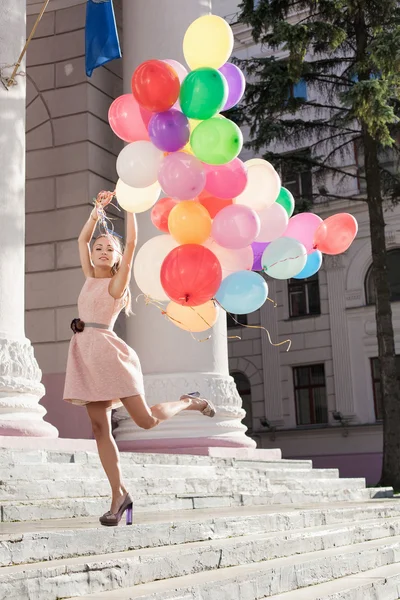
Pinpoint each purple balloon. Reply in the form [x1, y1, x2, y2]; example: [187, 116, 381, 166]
[252, 241, 270, 271]
[148, 109, 190, 153]
[219, 63, 246, 111]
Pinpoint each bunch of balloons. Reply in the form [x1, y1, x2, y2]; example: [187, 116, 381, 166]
[108, 14, 358, 334]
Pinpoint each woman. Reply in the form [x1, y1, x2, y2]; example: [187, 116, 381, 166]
[63, 193, 216, 526]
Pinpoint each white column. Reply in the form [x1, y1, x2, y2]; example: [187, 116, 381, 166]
[0, 0, 58, 437]
[325, 255, 355, 417]
[260, 280, 284, 423]
[115, 0, 255, 452]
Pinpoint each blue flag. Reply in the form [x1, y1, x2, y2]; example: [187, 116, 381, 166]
[85, 0, 122, 77]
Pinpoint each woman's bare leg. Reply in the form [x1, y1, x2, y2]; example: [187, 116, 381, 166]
[86, 401, 128, 513]
[121, 394, 207, 429]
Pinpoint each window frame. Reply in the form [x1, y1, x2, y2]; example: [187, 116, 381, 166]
[227, 313, 248, 329]
[231, 370, 253, 433]
[365, 249, 400, 305]
[293, 363, 328, 426]
[288, 273, 321, 319]
[370, 356, 400, 421]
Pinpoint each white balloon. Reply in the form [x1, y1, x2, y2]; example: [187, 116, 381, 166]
[256, 202, 289, 243]
[133, 235, 179, 301]
[115, 179, 161, 214]
[234, 159, 281, 211]
[204, 238, 253, 279]
[262, 237, 307, 280]
[116, 141, 164, 188]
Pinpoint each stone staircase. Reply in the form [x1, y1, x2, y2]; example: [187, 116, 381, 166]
[1, 446, 400, 599]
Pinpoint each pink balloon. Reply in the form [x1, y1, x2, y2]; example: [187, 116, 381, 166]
[204, 158, 248, 199]
[212, 204, 260, 249]
[256, 203, 289, 243]
[204, 239, 253, 279]
[158, 152, 206, 200]
[108, 94, 151, 143]
[283, 213, 323, 253]
[163, 59, 188, 111]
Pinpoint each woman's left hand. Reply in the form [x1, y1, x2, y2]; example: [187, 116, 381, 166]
[96, 190, 115, 208]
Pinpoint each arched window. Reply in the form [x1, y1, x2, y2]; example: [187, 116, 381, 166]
[231, 371, 253, 433]
[365, 249, 400, 305]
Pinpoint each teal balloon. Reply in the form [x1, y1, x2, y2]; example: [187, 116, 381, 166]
[215, 271, 268, 315]
[262, 237, 307, 280]
[292, 250, 322, 279]
[276, 187, 295, 217]
[191, 117, 243, 165]
[180, 68, 228, 120]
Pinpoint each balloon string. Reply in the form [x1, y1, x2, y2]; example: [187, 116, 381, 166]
[263, 249, 311, 272]
[93, 190, 124, 256]
[213, 299, 292, 352]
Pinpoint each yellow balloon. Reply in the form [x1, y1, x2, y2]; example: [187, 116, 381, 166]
[166, 300, 219, 332]
[168, 201, 212, 244]
[183, 15, 234, 70]
[115, 179, 161, 214]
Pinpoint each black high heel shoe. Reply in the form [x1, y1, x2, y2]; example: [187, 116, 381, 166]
[99, 492, 133, 526]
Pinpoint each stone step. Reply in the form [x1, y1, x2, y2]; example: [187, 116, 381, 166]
[0, 475, 368, 503]
[0, 487, 393, 522]
[0, 462, 340, 482]
[1, 501, 400, 567]
[3, 529, 400, 599]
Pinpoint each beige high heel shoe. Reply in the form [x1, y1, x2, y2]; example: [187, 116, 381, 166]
[181, 392, 216, 417]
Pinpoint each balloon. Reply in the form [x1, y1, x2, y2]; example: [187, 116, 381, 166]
[163, 59, 188, 111]
[134, 235, 179, 301]
[168, 201, 212, 245]
[234, 159, 281, 211]
[183, 15, 234, 70]
[131, 60, 180, 112]
[198, 190, 233, 218]
[204, 158, 248, 199]
[256, 203, 289, 242]
[108, 94, 151, 143]
[212, 204, 260, 249]
[314, 213, 358, 255]
[165, 300, 219, 332]
[216, 271, 268, 315]
[115, 179, 161, 214]
[283, 213, 323, 253]
[191, 117, 243, 165]
[252, 241, 270, 271]
[158, 152, 206, 200]
[116, 141, 163, 188]
[151, 197, 178, 233]
[148, 110, 190, 153]
[276, 187, 295, 217]
[180, 68, 228, 120]
[262, 237, 307, 279]
[161, 244, 222, 306]
[292, 250, 322, 279]
[204, 239, 253, 279]
[219, 63, 246, 110]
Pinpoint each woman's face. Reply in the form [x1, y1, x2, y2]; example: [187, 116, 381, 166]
[91, 236, 119, 270]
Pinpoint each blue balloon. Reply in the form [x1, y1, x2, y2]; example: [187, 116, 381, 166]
[292, 250, 322, 279]
[215, 270, 268, 315]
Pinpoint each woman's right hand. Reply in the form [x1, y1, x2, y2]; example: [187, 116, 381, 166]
[96, 190, 114, 209]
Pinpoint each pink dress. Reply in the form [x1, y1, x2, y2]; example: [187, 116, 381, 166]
[63, 277, 144, 410]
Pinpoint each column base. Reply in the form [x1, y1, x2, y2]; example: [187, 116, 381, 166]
[117, 440, 281, 459]
[114, 372, 257, 451]
[0, 338, 58, 438]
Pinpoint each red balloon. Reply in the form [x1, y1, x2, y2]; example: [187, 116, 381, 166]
[132, 60, 180, 112]
[151, 197, 178, 233]
[160, 244, 222, 306]
[198, 190, 233, 219]
[313, 213, 358, 255]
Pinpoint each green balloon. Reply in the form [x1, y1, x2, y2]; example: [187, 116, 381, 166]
[180, 68, 228, 120]
[191, 117, 243, 165]
[276, 187, 295, 217]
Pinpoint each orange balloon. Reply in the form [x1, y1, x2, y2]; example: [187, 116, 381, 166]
[166, 300, 219, 332]
[198, 190, 233, 219]
[168, 201, 212, 244]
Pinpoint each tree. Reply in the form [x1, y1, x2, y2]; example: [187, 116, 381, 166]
[234, 0, 400, 487]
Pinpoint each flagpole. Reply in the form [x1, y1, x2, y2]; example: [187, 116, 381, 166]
[6, 0, 51, 88]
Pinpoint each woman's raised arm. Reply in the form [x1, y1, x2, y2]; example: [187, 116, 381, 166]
[109, 212, 138, 299]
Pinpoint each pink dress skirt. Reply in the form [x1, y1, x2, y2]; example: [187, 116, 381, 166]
[63, 277, 144, 410]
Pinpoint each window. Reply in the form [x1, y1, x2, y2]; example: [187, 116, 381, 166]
[370, 356, 400, 421]
[227, 313, 248, 328]
[289, 79, 307, 100]
[281, 152, 313, 202]
[365, 249, 400, 305]
[288, 273, 321, 318]
[293, 364, 328, 425]
[232, 371, 253, 432]
[253, 0, 261, 8]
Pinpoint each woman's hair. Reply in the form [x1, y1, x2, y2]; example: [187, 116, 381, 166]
[92, 234, 132, 316]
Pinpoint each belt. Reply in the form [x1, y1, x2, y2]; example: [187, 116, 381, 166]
[70, 318, 113, 334]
